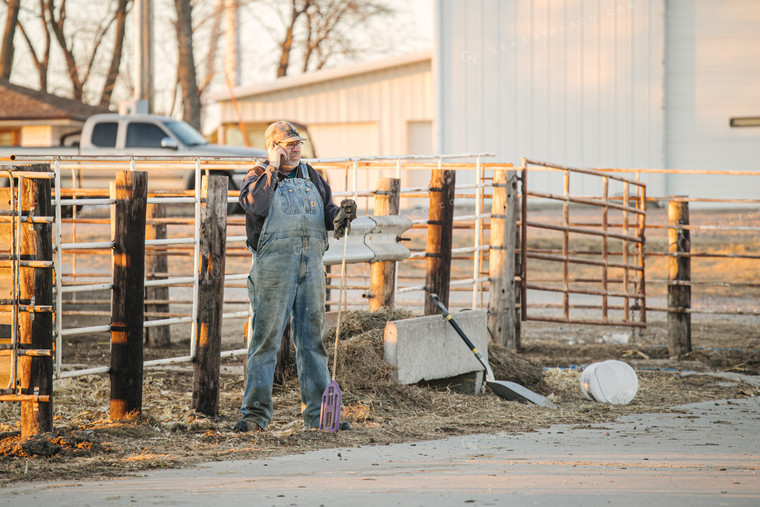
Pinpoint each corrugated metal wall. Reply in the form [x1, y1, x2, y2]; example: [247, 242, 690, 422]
[665, 0, 760, 198]
[220, 58, 432, 157]
[435, 0, 666, 193]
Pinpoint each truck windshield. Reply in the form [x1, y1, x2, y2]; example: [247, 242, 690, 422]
[162, 120, 208, 146]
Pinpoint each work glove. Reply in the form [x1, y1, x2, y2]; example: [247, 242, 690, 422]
[333, 199, 357, 239]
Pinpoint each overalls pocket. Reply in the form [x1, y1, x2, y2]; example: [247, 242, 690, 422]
[280, 187, 300, 215]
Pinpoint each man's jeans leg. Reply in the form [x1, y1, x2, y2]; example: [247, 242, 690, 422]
[292, 243, 331, 428]
[240, 258, 295, 429]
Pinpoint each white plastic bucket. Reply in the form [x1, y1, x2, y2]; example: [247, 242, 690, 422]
[580, 360, 638, 405]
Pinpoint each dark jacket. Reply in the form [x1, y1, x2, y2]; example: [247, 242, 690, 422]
[239, 161, 340, 251]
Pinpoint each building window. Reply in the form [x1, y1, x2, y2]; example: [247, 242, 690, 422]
[0, 128, 20, 146]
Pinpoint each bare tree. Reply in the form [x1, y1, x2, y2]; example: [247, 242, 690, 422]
[45, 0, 130, 103]
[276, 0, 308, 78]
[0, 0, 20, 79]
[15, 0, 52, 91]
[99, 0, 130, 106]
[271, 0, 394, 78]
[174, 0, 200, 129]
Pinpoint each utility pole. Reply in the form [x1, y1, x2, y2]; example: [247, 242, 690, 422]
[224, 0, 240, 87]
[134, 0, 153, 113]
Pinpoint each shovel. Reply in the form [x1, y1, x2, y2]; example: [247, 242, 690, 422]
[428, 294, 557, 409]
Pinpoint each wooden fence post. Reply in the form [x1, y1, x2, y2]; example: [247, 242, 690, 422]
[424, 168, 456, 315]
[668, 197, 691, 357]
[18, 164, 53, 436]
[488, 171, 520, 349]
[110, 171, 147, 420]
[369, 177, 401, 311]
[192, 175, 227, 416]
[145, 202, 170, 347]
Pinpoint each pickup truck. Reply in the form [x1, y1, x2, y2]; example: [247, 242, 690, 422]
[1, 113, 266, 193]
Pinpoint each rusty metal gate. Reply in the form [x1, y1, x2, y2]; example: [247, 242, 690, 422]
[519, 159, 646, 327]
[0, 166, 54, 405]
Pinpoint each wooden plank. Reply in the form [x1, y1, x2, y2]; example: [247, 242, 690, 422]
[487, 171, 520, 349]
[668, 198, 691, 357]
[192, 175, 227, 416]
[424, 169, 456, 315]
[369, 178, 400, 311]
[16, 164, 53, 436]
[110, 171, 147, 420]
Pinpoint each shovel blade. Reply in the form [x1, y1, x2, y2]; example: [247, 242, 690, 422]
[487, 380, 557, 409]
[319, 380, 342, 432]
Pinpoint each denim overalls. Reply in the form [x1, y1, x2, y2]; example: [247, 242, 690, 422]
[241, 164, 331, 429]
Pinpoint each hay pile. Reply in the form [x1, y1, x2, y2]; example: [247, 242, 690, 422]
[329, 307, 414, 392]
[489, 343, 548, 393]
[319, 307, 546, 394]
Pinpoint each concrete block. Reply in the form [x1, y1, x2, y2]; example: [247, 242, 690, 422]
[384, 310, 488, 391]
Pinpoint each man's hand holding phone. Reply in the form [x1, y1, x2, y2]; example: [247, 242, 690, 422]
[267, 142, 288, 170]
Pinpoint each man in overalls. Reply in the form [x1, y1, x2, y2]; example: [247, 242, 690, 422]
[234, 121, 356, 432]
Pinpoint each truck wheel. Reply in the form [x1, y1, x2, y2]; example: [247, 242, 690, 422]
[186, 171, 242, 215]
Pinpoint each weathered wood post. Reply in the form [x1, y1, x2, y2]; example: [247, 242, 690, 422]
[192, 175, 227, 416]
[424, 168, 456, 315]
[110, 171, 147, 420]
[17, 164, 54, 436]
[488, 171, 520, 349]
[145, 202, 170, 347]
[668, 197, 691, 357]
[370, 177, 401, 311]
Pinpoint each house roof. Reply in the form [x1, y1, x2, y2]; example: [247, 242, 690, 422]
[208, 50, 432, 102]
[0, 79, 110, 121]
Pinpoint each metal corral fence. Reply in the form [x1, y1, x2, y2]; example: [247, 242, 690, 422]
[1, 154, 504, 394]
[521, 163, 760, 354]
[519, 159, 647, 329]
[591, 167, 760, 355]
[4, 155, 758, 435]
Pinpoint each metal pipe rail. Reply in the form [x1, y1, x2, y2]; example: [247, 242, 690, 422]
[32, 154, 504, 381]
[60, 282, 113, 293]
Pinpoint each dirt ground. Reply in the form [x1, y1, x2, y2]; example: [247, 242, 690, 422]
[1, 205, 758, 485]
[0, 309, 758, 486]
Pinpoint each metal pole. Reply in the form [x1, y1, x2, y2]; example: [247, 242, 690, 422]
[562, 169, 569, 320]
[54, 160, 63, 376]
[520, 158, 528, 321]
[623, 182, 630, 318]
[8, 172, 18, 391]
[190, 159, 201, 359]
[352, 159, 359, 201]
[472, 156, 482, 309]
[602, 176, 609, 320]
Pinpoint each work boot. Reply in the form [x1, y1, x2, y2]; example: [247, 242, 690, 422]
[233, 419, 262, 433]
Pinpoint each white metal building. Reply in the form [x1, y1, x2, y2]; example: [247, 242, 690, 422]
[212, 0, 760, 199]
[435, 0, 760, 197]
[210, 51, 433, 158]
[209, 50, 433, 194]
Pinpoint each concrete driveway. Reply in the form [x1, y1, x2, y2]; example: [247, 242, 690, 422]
[2, 377, 759, 507]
